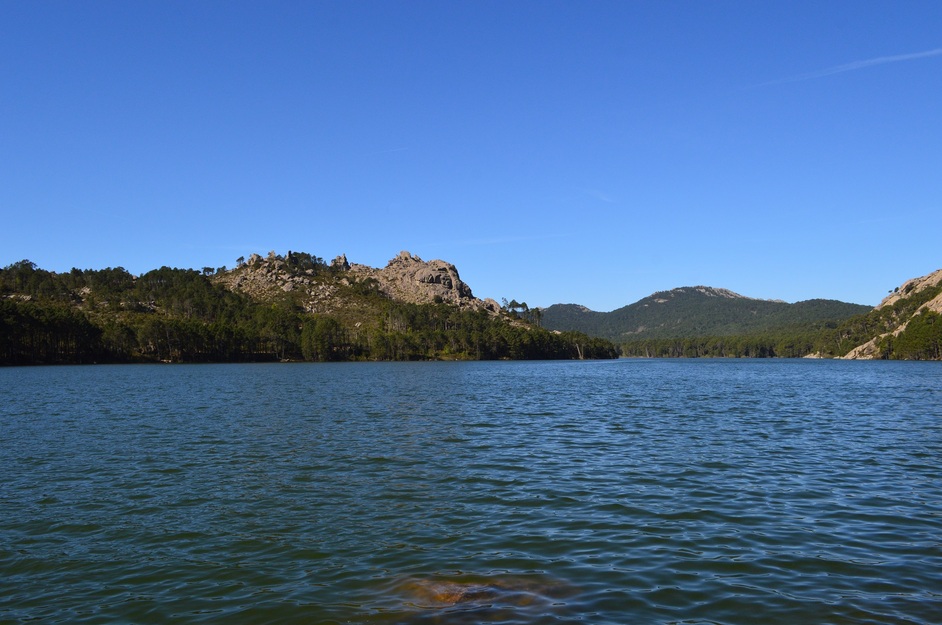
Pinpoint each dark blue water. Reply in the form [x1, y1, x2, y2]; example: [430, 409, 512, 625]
[1, 360, 940, 624]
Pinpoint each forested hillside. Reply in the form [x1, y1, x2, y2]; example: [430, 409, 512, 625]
[830, 270, 942, 360]
[0, 256, 617, 365]
[5, 256, 938, 363]
[613, 275, 942, 360]
[542, 287, 870, 341]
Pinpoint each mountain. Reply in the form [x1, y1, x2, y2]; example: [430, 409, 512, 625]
[834, 269, 942, 360]
[0, 252, 617, 365]
[4, 253, 939, 363]
[215, 250, 504, 317]
[542, 286, 871, 341]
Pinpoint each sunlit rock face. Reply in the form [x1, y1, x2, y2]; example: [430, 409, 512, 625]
[842, 268, 942, 359]
[345, 251, 503, 314]
[876, 268, 942, 312]
[215, 249, 503, 316]
[350, 251, 479, 307]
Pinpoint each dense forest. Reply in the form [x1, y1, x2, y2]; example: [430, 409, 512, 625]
[4, 258, 939, 363]
[0, 260, 617, 365]
[538, 280, 942, 360]
[620, 282, 942, 360]
[620, 332, 822, 359]
[541, 288, 872, 341]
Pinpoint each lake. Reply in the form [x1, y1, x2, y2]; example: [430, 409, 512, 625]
[1, 359, 940, 624]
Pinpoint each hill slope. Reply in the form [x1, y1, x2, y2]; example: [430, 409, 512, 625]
[542, 286, 870, 341]
[834, 269, 942, 360]
[0, 252, 617, 365]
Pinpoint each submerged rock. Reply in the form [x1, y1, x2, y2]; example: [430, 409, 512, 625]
[381, 574, 576, 622]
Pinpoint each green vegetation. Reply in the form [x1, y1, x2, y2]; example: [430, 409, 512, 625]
[620, 332, 822, 359]
[619, 284, 942, 360]
[544, 286, 877, 359]
[880, 311, 942, 360]
[0, 259, 617, 365]
[5, 258, 937, 363]
[542, 288, 871, 341]
[812, 284, 942, 358]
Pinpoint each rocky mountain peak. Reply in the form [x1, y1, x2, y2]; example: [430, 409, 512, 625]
[877, 268, 942, 313]
[216, 250, 501, 316]
[646, 286, 751, 302]
[351, 251, 499, 312]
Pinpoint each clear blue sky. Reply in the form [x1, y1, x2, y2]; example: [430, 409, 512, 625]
[2, 1, 939, 310]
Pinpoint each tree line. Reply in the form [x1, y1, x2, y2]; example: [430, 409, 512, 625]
[621, 283, 942, 360]
[0, 260, 617, 365]
[5, 258, 938, 362]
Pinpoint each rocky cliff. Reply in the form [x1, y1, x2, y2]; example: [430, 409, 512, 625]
[213, 251, 340, 314]
[215, 250, 501, 315]
[349, 251, 500, 312]
[841, 268, 942, 359]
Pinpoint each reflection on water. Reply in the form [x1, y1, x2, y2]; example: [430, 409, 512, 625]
[1, 360, 941, 625]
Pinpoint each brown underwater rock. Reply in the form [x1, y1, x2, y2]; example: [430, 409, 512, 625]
[392, 574, 573, 609]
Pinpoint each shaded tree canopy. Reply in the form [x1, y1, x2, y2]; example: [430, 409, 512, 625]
[1, 260, 617, 365]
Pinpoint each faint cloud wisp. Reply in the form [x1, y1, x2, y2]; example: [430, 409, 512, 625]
[584, 188, 616, 203]
[760, 47, 942, 86]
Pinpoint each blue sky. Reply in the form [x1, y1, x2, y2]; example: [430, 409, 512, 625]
[2, 1, 939, 311]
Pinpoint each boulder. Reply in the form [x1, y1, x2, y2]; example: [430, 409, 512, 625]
[350, 251, 483, 308]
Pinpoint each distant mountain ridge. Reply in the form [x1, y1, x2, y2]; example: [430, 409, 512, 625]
[541, 286, 870, 341]
[3, 252, 940, 361]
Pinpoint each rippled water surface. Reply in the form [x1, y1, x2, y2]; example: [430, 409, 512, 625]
[2, 360, 941, 624]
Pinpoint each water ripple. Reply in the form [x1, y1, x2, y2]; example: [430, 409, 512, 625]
[1, 360, 941, 624]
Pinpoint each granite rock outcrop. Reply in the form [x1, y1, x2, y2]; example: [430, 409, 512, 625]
[215, 250, 501, 315]
[349, 251, 497, 310]
[841, 268, 942, 359]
